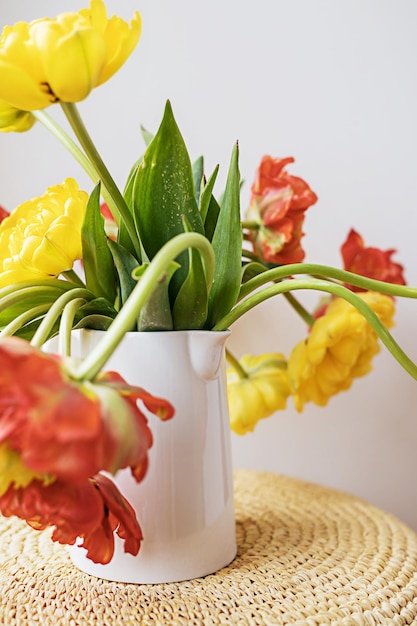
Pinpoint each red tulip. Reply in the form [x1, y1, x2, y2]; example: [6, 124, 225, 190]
[0, 336, 175, 563]
[246, 156, 317, 265]
[341, 229, 406, 291]
[0, 473, 143, 564]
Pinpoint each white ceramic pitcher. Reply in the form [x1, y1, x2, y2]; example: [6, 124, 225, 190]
[68, 329, 237, 584]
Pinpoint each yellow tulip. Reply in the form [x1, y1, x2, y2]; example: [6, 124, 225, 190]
[0, 178, 88, 287]
[0, 0, 141, 110]
[227, 353, 291, 435]
[0, 98, 35, 132]
[288, 292, 396, 411]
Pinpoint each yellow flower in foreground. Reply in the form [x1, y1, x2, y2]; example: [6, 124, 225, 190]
[227, 353, 291, 435]
[0, 0, 141, 111]
[0, 178, 88, 287]
[0, 98, 35, 132]
[288, 292, 396, 412]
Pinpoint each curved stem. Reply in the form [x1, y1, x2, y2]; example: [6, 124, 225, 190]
[33, 110, 97, 180]
[30, 288, 94, 348]
[225, 348, 248, 378]
[213, 276, 417, 381]
[60, 102, 140, 258]
[239, 262, 417, 301]
[0, 305, 51, 337]
[0, 285, 70, 312]
[73, 233, 215, 381]
[59, 298, 89, 356]
[0, 280, 75, 301]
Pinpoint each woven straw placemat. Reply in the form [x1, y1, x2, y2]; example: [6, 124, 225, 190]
[1, 470, 417, 626]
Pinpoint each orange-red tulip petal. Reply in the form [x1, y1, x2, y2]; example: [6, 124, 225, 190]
[0, 473, 143, 563]
[0, 337, 174, 485]
[246, 155, 317, 265]
[341, 229, 406, 290]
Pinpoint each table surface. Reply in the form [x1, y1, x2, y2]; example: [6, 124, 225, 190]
[1, 470, 417, 626]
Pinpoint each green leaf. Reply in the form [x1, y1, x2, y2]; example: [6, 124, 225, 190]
[193, 155, 204, 206]
[199, 165, 221, 241]
[132, 262, 179, 331]
[131, 100, 204, 300]
[172, 216, 208, 329]
[141, 126, 154, 147]
[76, 297, 118, 320]
[206, 142, 242, 328]
[107, 238, 140, 306]
[82, 184, 117, 303]
[118, 158, 143, 260]
[199, 164, 219, 223]
[203, 195, 221, 242]
[73, 314, 114, 331]
[71, 297, 117, 331]
[241, 261, 269, 284]
[123, 157, 143, 208]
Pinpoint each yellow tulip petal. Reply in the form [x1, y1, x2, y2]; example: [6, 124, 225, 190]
[227, 353, 291, 435]
[288, 293, 396, 411]
[0, 61, 53, 110]
[98, 12, 142, 85]
[329, 334, 364, 367]
[46, 30, 106, 102]
[0, 0, 141, 111]
[0, 178, 88, 286]
[0, 97, 36, 132]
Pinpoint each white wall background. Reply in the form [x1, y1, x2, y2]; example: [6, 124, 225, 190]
[1, 1, 417, 529]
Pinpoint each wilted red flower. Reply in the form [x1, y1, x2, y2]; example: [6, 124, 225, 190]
[0, 473, 143, 564]
[341, 229, 406, 291]
[0, 337, 173, 484]
[0, 336, 174, 562]
[245, 156, 318, 264]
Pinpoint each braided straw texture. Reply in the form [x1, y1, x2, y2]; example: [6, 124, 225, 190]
[1, 470, 417, 626]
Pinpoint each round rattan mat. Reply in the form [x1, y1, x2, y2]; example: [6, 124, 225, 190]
[1, 470, 417, 626]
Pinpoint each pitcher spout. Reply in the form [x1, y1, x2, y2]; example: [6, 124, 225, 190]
[187, 330, 231, 381]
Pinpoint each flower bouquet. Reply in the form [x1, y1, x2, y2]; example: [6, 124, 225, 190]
[0, 0, 416, 576]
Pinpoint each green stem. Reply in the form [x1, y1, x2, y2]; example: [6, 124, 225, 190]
[239, 262, 417, 301]
[59, 298, 88, 356]
[33, 110, 120, 221]
[225, 348, 248, 378]
[30, 288, 93, 348]
[0, 305, 51, 337]
[241, 248, 263, 262]
[0, 285, 69, 312]
[72, 233, 215, 381]
[284, 292, 315, 327]
[241, 221, 260, 230]
[60, 102, 140, 258]
[33, 110, 97, 180]
[213, 276, 417, 381]
[0, 279, 75, 300]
